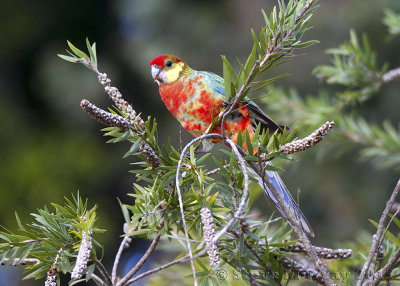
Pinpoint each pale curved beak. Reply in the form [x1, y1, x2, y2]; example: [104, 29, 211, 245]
[151, 65, 161, 80]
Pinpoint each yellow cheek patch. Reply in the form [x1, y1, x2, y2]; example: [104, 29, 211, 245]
[165, 62, 184, 83]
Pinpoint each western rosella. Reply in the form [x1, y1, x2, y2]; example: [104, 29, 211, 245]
[150, 54, 314, 237]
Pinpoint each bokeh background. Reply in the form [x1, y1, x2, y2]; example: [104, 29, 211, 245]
[1, 0, 399, 285]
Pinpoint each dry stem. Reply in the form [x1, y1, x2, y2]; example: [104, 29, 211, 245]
[116, 218, 164, 286]
[357, 179, 400, 285]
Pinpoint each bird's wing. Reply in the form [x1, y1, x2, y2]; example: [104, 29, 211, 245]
[199, 71, 226, 96]
[199, 71, 289, 133]
[246, 101, 289, 134]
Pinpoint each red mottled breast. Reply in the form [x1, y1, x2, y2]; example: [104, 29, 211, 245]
[159, 74, 225, 133]
[159, 73, 255, 151]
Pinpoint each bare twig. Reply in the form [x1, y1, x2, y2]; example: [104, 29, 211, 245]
[176, 138, 206, 286]
[91, 273, 106, 285]
[0, 258, 40, 266]
[364, 246, 400, 286]
[94, 259, 113, 286]
[204, 164, 230, 177]
[112, 236, 132, 284]
[375, 208, 400, 269]
[116, 218, 164, 286]
[126, 255, 190, 284]
[357, 179, 400, 286]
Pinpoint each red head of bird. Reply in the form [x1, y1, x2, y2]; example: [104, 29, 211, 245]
[150, 54, 191, 86]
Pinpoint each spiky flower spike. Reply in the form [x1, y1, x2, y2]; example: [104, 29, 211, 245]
[80, 99, 131, 130]
[200, 207, 220, 267]
[280, 256, 323, 283]
[279, 242, 352, 259]
[71, 230, 92, 280]
[280, 121, 335, 154]
[97, 72, 145, 129]
[44, 248, 62, 286]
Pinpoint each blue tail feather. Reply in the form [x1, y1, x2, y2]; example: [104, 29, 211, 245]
[248, 163, 314, 237]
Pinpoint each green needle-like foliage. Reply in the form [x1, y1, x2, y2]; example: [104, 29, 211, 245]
[0, 193, 103, 281]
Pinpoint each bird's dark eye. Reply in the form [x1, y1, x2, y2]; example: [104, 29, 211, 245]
[165, 60, 173, 67]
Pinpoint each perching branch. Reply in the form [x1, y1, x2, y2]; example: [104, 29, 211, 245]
[175, 134, 250, 270]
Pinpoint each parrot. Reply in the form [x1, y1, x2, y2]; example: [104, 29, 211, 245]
[150, 54, 314, 237]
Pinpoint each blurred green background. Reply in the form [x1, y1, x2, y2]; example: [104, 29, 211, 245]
[1, 0, 399, 285]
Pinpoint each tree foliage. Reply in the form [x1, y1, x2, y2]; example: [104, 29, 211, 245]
[1, 1, 400, 286]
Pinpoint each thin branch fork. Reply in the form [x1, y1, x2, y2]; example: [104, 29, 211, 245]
[116, 218, 165, 286]
[357, 179, 400, 286]
[111, 236, 132, 284]
[126, 255, 190, 284]
[364, 245, 400, 286]
[94, 258, 113, 286]
[91, 273, 106, 285]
